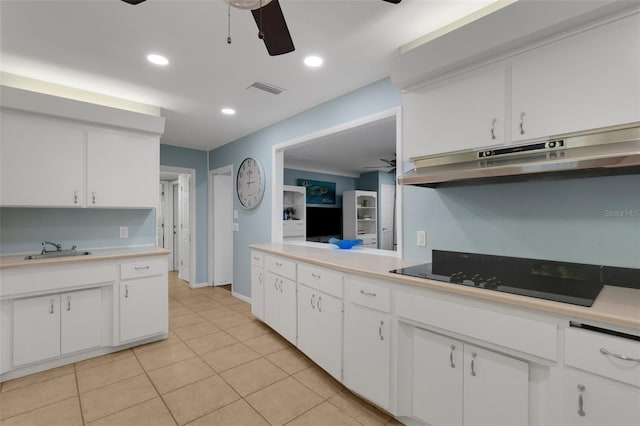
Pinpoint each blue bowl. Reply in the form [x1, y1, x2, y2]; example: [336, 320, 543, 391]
[328, 238, 363, 250]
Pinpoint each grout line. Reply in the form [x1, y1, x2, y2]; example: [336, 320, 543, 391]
[72, 365, 87, 425]
[0, 394, 80, 424]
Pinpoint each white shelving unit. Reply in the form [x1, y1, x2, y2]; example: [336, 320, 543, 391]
[283, 185, 306, 241]
[343, 190, 377, 248]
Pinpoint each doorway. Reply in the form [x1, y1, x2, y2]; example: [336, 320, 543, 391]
[209, 165, 234, 288]
[159, 166, 196, 287]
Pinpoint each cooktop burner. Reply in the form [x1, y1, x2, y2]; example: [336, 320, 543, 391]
[390, 250, 616, 307]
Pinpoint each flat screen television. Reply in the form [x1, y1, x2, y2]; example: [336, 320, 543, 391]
[306, 207, 342, 239]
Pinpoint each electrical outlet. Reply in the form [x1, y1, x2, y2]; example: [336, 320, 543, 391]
[417, 230, 426, 247]
[232, 223, 239, 232]
[120, 226, 129, 239]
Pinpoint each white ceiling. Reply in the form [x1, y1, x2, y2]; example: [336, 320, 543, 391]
[0, 0, 493, 151]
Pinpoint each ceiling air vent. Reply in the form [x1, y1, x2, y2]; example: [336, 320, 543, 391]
[247, 81, 285, 95]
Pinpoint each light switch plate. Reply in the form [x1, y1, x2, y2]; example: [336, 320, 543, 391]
[120, 226, 129, 239]
[232, 223, 239, 232]
[233, 210, 238, 219]
[417, 230, 426, 247]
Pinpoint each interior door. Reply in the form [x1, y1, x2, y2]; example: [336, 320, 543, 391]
[178, 174, 190, 282]
[380, 184, 396, 251]
[213, 173, 233, 286]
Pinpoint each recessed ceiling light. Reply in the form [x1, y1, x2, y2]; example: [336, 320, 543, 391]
[304, 55, 323, 68]
[147, 54, 169, 66]
[221, 108, 236, 115]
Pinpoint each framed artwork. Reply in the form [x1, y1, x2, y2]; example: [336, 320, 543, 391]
[297, 179, 336, 205]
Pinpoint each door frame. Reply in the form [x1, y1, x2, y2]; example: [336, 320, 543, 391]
[270, 107, 403, 257]
[208, 165, 234, 287]
[160, 165, 196, 287]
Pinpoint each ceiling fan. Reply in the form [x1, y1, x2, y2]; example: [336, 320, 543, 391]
[364, 155, 396, 174]
[121, 0, 402, 56]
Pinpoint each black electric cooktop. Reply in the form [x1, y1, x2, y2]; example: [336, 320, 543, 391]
[389, 250, 637, 307]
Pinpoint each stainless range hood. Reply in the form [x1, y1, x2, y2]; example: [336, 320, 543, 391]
[399, 123, 640, 187]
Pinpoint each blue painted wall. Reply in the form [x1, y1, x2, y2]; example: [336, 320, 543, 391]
[402, 174, 640, 268]
[0, 208, 155, 254]
[209, 78, 402, 298]
[160, 144, 209, 284]
[284, 168, 358, 208]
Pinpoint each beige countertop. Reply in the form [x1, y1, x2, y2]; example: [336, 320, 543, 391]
[0, 246, 170, 270]
[251, 243, 640, 331]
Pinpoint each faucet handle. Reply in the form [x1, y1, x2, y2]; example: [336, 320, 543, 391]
[71, 245, 77, 251]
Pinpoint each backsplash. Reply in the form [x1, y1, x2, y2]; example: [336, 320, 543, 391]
[0, 208, 156, 254]
[402, 174, 640, 269]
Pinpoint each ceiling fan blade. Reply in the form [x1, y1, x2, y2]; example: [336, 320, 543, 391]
[121, 0, 147, 4]
[382, 0, 402, 4]
[251, 0, 295, 56]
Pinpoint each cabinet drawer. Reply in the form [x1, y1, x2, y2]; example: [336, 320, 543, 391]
[251, 251, 264, 268]
[121, 259, 166, 280]
[565, 327, 640, 388]
[345, 276, 390, 313]
[395, 290, 558, 361]
[283, 221, 305, 237]
[265, 255, 296, 281]
[298, 263, 343, 299]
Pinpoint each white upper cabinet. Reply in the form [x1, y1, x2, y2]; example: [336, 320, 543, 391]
[511, 13, 640, 142]
[0, 111, 85, 207]
[87, 130, 159, 208]
[403, 66, 506, 159]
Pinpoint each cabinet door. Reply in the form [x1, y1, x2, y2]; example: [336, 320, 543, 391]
[403, 66, 505, 159]
[344, 303, 390, 410]
[120, 276, 168, 342]
[297, 284, 343, 380]
[264, 271, 281, 332]
[87, 129, 159, 208]
[412, 328, 463, 426]
[564, 369, 640, 426]
[13, 295, 61, 366]
[279, 276, 297, 345]
[251, 266, 265, 320]
[512, 13, 640, 142]
[0, 111, 85, 207]
[463, 344, 529, 426]
[61, 288, 102, 355]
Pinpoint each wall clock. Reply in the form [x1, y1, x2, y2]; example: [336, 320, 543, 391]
[236, 156, 266, 209]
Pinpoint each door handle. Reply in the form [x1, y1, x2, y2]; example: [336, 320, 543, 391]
[317, 296, 322, 312]
[67, 295, 71, 311]
[125, 285, 129, 298]
[449, 344, 456, 368]
[378, 320, 384, 341]
[470, 351, 477, 376]
[577, 384, 586, 417]
[311, 294, 316, 310]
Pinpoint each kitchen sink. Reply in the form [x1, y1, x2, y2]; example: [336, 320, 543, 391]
[24, 251, 92, 260]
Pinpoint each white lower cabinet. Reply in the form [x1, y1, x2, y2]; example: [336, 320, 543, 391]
[344, 275, 392, 410]
[251, 266, 265, 320]
[563, 368, 640, 426]
[412, 327, 529, 426]
[297, 283, 343, 380]
[264, 271, 297, 345]
[120, 275, 167, 343]
[13, 288, 102, 367]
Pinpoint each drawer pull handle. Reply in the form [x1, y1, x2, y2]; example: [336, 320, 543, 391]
[360, 290, 376, 297]
[577, 384, 586, 417]
[599, 347, 640, 363]
[317, 296, 322, 312]
[50, 298, 55, 314]
[135, 266, 150, 270]
[378, 320, 384, 341]
[449, 344, 456, 368]
[311, 273, 321, 279]
[471, 351, 477, 376]
[275, 262, 283, 267]
[254, 256, 259, 261]
[125, 285, 129, 298]
[67, 295, 71, 311]
[311, 294, 316, 310]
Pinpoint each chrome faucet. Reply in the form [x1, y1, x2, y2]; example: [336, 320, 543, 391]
[41, 241, 62, 254]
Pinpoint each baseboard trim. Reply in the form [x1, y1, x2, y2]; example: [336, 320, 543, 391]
[232, 291, 251, 304]
[189, 282, 211, 289]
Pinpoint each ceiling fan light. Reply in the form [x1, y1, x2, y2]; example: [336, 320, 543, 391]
[224, 0, 273, 10]
[147, 54, 169, 66]
[221, 108, 236, 115]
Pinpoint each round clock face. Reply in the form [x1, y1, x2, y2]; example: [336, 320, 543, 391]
[236, 157, 265, 209]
